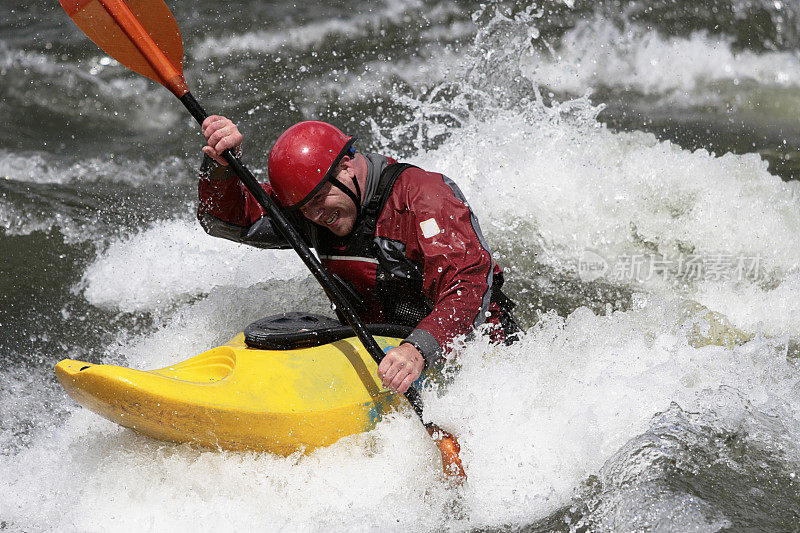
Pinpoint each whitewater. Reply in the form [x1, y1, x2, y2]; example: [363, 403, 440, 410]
[3, 0, 800, 530]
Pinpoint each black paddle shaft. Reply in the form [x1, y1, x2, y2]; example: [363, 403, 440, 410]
[180, 92, 427, 420]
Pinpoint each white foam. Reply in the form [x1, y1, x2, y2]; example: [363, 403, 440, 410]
[0, 202, 55, 236]
[302, 46, 470, 105]
[14, 67, 800, 533]
[0, 150, 184, 186]
[192, 0, 425, 60]
[421, 299, 800, 526]
[111, 278, 333, 369]
[80, 218, 306, 313]
[5, 297, 799, 530]
[0, 150, 74, 185]
[0, 406, 455, 532]
[411, 104, 800, 335]
[0, 44, 179, 133]
[525, 17, 800, 97]
[8, 4, 800, 529]
[12, 97, 800, 525]
[695, 273, 800, 335]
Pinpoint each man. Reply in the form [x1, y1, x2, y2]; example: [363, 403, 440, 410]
[198, 116, 517, 394]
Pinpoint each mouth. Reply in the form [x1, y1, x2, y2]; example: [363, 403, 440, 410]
[325, 211, 339, 226]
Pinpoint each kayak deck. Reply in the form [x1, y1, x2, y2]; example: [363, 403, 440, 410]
[55, 334, 405, 454]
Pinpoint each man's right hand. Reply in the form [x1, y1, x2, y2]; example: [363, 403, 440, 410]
[201, 115, 243, 166]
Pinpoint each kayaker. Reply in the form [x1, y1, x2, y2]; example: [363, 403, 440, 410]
[197, 116, 518, 394]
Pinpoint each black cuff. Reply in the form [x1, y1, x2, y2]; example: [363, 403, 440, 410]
[402, 328, 442, 368]
[199, 154, 237, 181]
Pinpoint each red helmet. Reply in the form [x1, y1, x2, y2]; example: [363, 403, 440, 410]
[267, 121, 358, 210]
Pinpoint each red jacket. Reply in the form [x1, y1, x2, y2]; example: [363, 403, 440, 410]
[198, 154, 509, 365]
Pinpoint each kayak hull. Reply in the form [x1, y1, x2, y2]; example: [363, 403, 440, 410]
[55, 334, 405, 454]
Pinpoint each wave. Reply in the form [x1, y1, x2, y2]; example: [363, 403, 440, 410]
[3, 295, 796, 530]
[526, 17, 800, 98]
[78, 219, 308, 314]
[191, 0, 465, 60]
[5, 1, 800, 530]
[193, 0, 424, 60]
[422, 299, 799, 527]
[572, 386, 800, 530]
[0, 42, 180, 138]
[0, 150, 188, 186]
[0, 154, 194, 241]
[409, 104, 800, 333]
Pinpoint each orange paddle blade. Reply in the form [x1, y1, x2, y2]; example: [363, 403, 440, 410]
[59, 0, 188, 96]
[428, 426, 467, 483]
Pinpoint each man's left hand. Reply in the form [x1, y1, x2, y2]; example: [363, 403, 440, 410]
[378, 343, 424, 395]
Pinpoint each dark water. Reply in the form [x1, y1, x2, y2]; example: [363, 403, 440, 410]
[3, 0, 800, 530]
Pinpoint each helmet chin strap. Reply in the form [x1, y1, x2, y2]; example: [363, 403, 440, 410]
[329, 176, 362, 218]
[328, 152, 362, 218]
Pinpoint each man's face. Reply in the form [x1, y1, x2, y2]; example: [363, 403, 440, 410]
[299, 165, 358, 237]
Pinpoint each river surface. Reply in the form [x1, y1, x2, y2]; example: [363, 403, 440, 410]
[3, 0, 800, 531]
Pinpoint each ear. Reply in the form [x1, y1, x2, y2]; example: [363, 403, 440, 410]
[339, 156, 356, 176]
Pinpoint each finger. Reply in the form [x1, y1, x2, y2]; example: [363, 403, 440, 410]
[206, 124, 232, 147]
[208, 127, 242, 153]
[201, 115, 224, 136]
[203, 120, 224, 140]
[395, 373, 417, 395]
[382, 367, 398, 388]
[389, 367, 410, 392]
[201, 146, 227, 166]
[378, 349, 401, 375]
[201, 115, 216, 131]
[204, 119, 238, 145]
[381, 361, 401, 388]
[388, 357, 414, 390]
[378, 357, 391, 378]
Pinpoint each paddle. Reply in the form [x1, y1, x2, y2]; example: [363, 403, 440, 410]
[58, 0, 466, 480]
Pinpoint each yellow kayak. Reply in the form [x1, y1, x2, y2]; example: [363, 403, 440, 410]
[55, 319, 408, 454]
